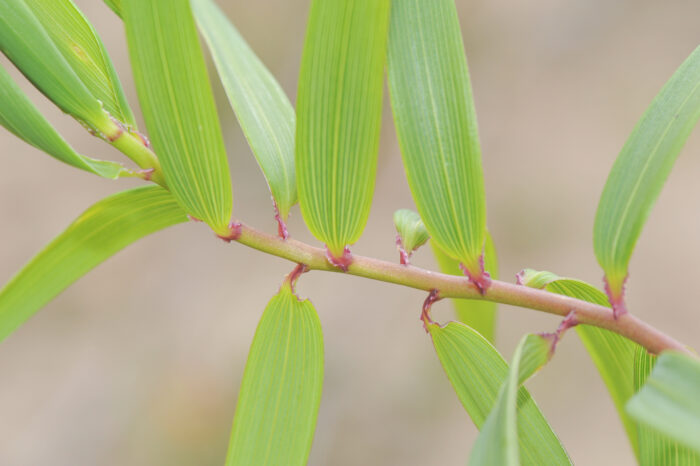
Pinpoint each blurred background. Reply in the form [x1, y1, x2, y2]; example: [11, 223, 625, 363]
[1, 0, 699, 464]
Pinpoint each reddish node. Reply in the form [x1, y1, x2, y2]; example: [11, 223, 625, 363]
[273, 201, 289, 240]
[132, 129, 152, 148]
[107, 116, 125, 142]
[216, 222, 242, 243]
[421, 289, 442, 333]
[459, 256, 492, 295]
[396, 235, 410, 265]
[325, 246, 353, 272]
[604, 274, 629, 320]
[285, 263, 309, 296]
[137, 167, 155, 181]
[515, 269, 526, 286]
[539, 310, 578, 356]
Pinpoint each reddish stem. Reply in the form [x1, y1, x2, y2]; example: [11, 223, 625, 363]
[285, 263, 309, 295]
[325, 246, 353, 272]
[216, 222, 242, 243]
[421, 289, 442, 333]
[396, 235, 410, 265]
[273, 201, 289, 240]
[459, 256, 492, 295]
[539, 310, 578, 356]
[604, 274, 629, 320]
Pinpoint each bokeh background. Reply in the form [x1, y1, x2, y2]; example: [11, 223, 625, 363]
[1, 0, 699, 464]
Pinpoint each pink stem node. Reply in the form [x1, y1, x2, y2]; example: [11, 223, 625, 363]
[459, 255, 492, 295]
[325, 246, 353, 272]
[604, 274, 629, 320]
[539, 310, 578, 356]
[421, 289, 442, 333]
[273, 201, 289, 240]
[136, 167, 155, 181]
[216, 222, 242, 243]
[396, 235, 410, 265]
[107, 116, 125, 142]
[285, 263, 309, 296]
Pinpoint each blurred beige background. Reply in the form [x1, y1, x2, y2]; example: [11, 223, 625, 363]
[1, 0, 699, 464]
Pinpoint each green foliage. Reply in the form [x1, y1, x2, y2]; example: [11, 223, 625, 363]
[193, 0, 296, 221]
[0, 187, 187, 343]
[0, 63, 128, 179]
[295, 0, 390, 257]
[594, 46, 700, 296]
[393, 208, 430, 257]
[428, 321, 570, 465]
[123, 0, 233, 235]
[387, 0, 487, 277]
[227, 282, 323, 466]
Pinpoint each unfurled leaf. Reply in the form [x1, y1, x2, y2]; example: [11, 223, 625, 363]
[594, 46, 700, 302]
[432, 232, 498, 342]
[632, 348, 700, 464]
[0, 0, 117, 134]
[428, 321, 570, 465]
[227, 282, 323, 466]
[26, 0, 135, 127]
[388, 0, 487, 283]
[0, 63, 127, 179]
[393, 209, 430, 261]
[193, 0, 296, 221]
[0, 186, 187, 343]
[470, 334, 555, 466]
[296, 0, 390, 258]
[628, 351, 700, 457]
[518, 269, 641, 454]
[123, 0, 234, 236]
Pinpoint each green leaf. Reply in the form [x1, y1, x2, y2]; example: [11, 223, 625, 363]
[26, 0, 136, 127]
[193, 0, 296, 221]
[0, 63, 128, 179]
[393, 208, 430, 259]
[123, 0, 234, 236]
[295, 0, 390, 258]
[470, 334, 555, 466]
[103, 0, 121, 16]
[227, 282, 323, 466]
[432, 232, 498, 342]
[629, 351, 700, 459]
[387, 0, 487, 279]
[517, 269, 641, 455]
[0, 0, 116, 133]
[0, 186, 187, 344]
[594, 46, 700, 298]
[428, 321, 570, 465]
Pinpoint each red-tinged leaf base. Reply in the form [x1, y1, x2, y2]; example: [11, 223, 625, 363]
[604, 274, 629, 320]
[396, 235, 410, 265]
[538, 310, 578, 356]
[217, 221, 242, 242]
[420, 289, 442, 332]
[273, 201, 289, 240]
[325, 245, 353, 272]
[459, 257, 492, 295]
[284, 263, 309, 297]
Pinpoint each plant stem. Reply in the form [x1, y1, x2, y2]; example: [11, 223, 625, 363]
[233, 221, 691, 356]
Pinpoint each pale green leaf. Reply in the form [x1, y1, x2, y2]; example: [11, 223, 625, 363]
[227, 283, 323, 466]
[0, 63, 128, 179]
[295, 0, 390, 258]
[387, 0, 487, 277]
[26, 0, 135, 127]
[432, 232, 498, 342]
[0, 0, 115, 132]
[123, 0, 234, 236]
[518, 269, 641, 455]
[594, 46, 700, 296]
[470, 334, 554, 466]
[0, 186, 187, 343]
[103, 0, 121, 16]
[631, 350, 700, 463]
[393, 208, 430, 258]
[193, 0, 296, 220]
[428, 321, 570, 465]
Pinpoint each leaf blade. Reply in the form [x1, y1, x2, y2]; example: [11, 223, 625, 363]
[123, 0, 233, 235]
[295, 0, 390, 257]
[193, 0, 296, 220]
[387, 0, 487, 277]
[227, 284, 323, 466]
[594, 46, 700, 296]
[0, 186, 187, 343]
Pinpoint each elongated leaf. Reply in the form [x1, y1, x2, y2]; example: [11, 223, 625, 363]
[227, 283, 323, 466]
[0, 63, 127, 179]
[470, 334, 553, 466]
[594, 46, 700, 298]
[428, 321, 570, 465]
[193, 0, 296, 221]
[387, 0, 487, 279]
[296, 0, 390, 258]
[517, 269, 641, 454]
[393, 209, 430, 261]
[123, 0, 233, 236]
[26, 0, 135, 127]
[432, 232, 498, 342]
[0, 186, 187, 344]
[0, 0, 115, 133]
[628, 351, 700, 457]
[103, 0, 121, 17]
[633, 348, 700, 464]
